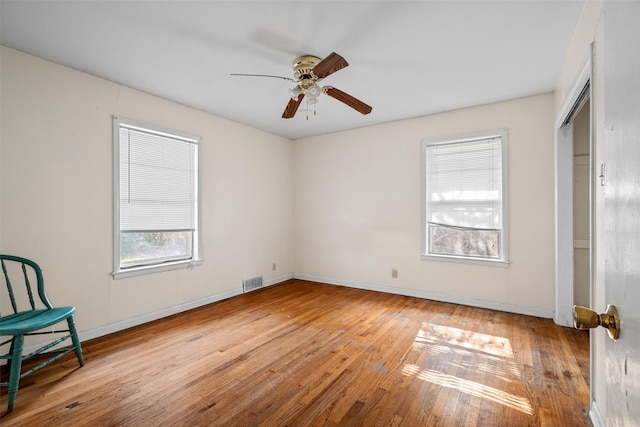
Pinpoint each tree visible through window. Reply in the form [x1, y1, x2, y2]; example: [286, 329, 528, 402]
[422, 130, 508, 264]
[113, 116, 200, 278]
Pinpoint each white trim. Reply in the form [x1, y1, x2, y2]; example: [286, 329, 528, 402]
[115, 116, 200, 143]
[81, 274, 293, 341]
[113, 258, 203, 280]
[79, 287, 242, 342]
[555, 123, 575, 327]
[264, 273, 294, 287]
[554, 44, 593, 327]
[556, 46, 592, 128]
[589, 399, 605, 427]
[81, 274, 292, 341]
[11, 273, 550, 366]
[294, 274, 553, 319]
[555, 44, 599, 427]
[112, 116, 121, 277]
[112, 115, 202, 279]
[421, 254, 509, 268]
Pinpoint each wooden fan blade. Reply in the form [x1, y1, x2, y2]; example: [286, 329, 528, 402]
[282, 93, 305, 118]
[324, 87, 372, 115]
[312, 52, 349, 79]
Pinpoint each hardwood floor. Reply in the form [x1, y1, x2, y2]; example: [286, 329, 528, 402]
[1, 279, 590, 426]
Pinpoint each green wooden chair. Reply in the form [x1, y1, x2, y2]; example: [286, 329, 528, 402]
[0, 255, 84, 413]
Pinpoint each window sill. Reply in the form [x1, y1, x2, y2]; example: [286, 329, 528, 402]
[421, 254, 509, 268]
[112, 258, 203, 280]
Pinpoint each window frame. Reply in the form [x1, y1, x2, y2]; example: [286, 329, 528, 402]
[421, 129, 509, 267]
[112, 116, 202, 279]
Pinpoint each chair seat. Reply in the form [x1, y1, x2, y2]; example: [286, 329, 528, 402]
[0, 307, 76, 335]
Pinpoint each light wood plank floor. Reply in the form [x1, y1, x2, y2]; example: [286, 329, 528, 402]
[1, 279, 590, 426]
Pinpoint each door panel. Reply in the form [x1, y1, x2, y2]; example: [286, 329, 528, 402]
[604, 1, 640, 425]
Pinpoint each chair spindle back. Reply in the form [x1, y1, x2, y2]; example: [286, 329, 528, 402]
[1, 255, 52, 318]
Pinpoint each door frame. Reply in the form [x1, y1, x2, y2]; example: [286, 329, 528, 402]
[554, 45, 593, 328]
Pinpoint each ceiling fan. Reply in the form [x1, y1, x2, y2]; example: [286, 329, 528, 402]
[231, 52, 372, 119]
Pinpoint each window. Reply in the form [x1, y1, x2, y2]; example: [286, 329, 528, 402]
[113, 116, 200, 278]
[422, 129, 508, 266]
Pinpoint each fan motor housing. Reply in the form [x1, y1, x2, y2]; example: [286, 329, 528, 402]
[292, 55, 322, 82]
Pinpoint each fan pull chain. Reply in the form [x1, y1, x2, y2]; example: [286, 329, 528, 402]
[304, 93, 318, 121]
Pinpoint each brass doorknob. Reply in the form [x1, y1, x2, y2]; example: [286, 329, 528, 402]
[572, 304, 620, 340]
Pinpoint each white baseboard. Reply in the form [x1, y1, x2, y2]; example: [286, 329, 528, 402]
[81, 273, 294, 342]
[79, 288, 243, 343]
[9, 272, 551, 363]
[0, 287, 232, 367]
[3, 275, 296, 363]
[293, 274, 554, 319]
[265, 273, 294, 287]
[590, 400, 605, 427]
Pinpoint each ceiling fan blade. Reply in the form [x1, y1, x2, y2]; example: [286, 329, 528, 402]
[312, 52, 349, 79]
[323, 87, 372, 115]
[282, 93, 305, 118]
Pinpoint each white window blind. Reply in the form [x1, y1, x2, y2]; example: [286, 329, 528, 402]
[422, 129, 508, 264]
[425, 137, 503, 231]
[113, 116, 201, 278]
[119, 126, 197, 232]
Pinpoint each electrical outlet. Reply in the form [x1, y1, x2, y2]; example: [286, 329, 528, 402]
[392, 269, 398, 278]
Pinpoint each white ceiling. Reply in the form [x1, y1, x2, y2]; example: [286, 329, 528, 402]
[0, 1, 584, 140]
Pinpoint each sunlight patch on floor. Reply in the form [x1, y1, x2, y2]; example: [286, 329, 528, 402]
[402, 364, 533, 415]
[416, 323, 514, 358]
[404, 322, 532, 415]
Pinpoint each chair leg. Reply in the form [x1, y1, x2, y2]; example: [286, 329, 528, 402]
[6, 334, 24, 414]
[6, 337, 15, 378]
[67, 315, 85, 366]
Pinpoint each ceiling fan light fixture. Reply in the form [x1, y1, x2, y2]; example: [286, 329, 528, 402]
[306, 83, 322, 100]
[289, 86, 303, 100]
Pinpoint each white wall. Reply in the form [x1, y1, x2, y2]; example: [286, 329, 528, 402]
[2, 40, 569, 343]
[294, 93, 556, 316]
[0, 46, 294, 338]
